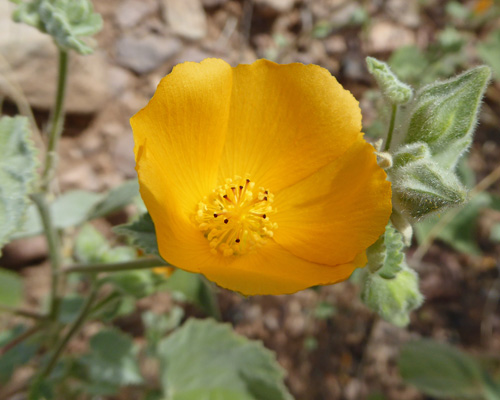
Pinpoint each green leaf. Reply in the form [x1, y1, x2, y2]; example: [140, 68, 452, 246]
[361, 265, 423, 327]
[0, 116, 37, 254]
[414, 192, 498, 255]
[403, 66, 491, 169]
[13, 190, 104, 239]
[165, 270, 221, 319]
[391, 159, 467, 220]
[81, 328, 143, 393]
[57, 294, 85, 324]
[478, 30, 500, 80]
[366, 57, 413, 105]
[157, 319, 292, 400]
[0, 267, 23, 307]
[13, 0, 103, 54]
[88, 179, 140, 219]
[399, 340, 493, 399]
[113, 213, 158, 256]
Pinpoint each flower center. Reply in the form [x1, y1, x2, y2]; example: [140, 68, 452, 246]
[196, 176, 277, 256]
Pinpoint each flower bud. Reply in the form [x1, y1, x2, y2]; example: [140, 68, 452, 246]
[362, 265, 424, 327]
[366, 57, 413, 105]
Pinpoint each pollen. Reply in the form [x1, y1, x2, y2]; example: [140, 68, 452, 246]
[195, 176, 277, 256]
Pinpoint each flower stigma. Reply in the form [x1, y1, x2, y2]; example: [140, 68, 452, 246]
[196, 176, 277, 256]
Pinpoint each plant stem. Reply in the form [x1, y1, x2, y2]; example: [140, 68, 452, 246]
[41, 49, 69, 192]
[63, 257, 168, 275]
[39, 281, 98, 380]
[384, 104, 397, 151]
[0, 305, 46, 321]
[31, 193, 62, 320]
[0, 322, 45, 357]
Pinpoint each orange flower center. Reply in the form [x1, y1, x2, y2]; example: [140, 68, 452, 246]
[196, 176, 277, 256]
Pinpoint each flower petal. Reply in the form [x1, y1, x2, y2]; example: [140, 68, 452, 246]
[203, 241, 366, 295]
[218, 59, 362, 191]
[131, 58, 233, 214]
[272, 139, 392, 265]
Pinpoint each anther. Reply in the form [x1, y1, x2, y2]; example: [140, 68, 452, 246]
[235, 238, 240, 243]
[263, 214, 266, 219]
[224, 219, 229, 224]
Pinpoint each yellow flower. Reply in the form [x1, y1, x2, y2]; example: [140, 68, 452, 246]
[131, 59, 391, 295]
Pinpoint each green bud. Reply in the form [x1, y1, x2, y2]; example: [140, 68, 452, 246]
[361, 265, 424, 327]
[366, 56, 413, 105]
[403, 66, 491, 169]
[366, 224, 405, 279]
[12, 0, 102, 55]
[392, 142, 431, 168]
[391, 159, 467, 220]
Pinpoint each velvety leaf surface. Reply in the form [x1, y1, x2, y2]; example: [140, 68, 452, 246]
[158, 319, 293, 400]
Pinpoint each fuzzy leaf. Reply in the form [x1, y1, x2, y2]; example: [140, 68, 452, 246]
[0, 116, 37, 254]
[81, 328, 143, 392]
[12, 0, 102, 54]
[361, 265, 423, 327]
[399, 340, 494, 399]
[113, 213, 158, 256]
[157, 319, 293, 400]
[366, 57, 413, 105]
[403, 66, 490, 169]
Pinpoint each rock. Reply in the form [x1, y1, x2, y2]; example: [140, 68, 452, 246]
[115, 0, 159, 29]
[324, 35, 347, 55]
[386, 0, 420, 28]
[0, 236, 48, 268]
[112, 132, 137, 178]
[365, 21, 415, 53]
[0, 2, 111, 114]
[161, 0, 207, 40]
[254, 0, 295, 15]
[115, 34, 182, 74]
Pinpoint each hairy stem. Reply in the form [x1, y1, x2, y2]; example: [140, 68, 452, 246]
[31, 193, 62, 320]
[63, 257, 168, 274]
[384, 104, 397, 152]
[41, 49, 69, 192]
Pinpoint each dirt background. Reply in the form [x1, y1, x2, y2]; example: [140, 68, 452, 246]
[1, 0, 500, 399]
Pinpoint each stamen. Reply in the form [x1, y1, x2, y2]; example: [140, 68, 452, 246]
[195, 176, 276, 256]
